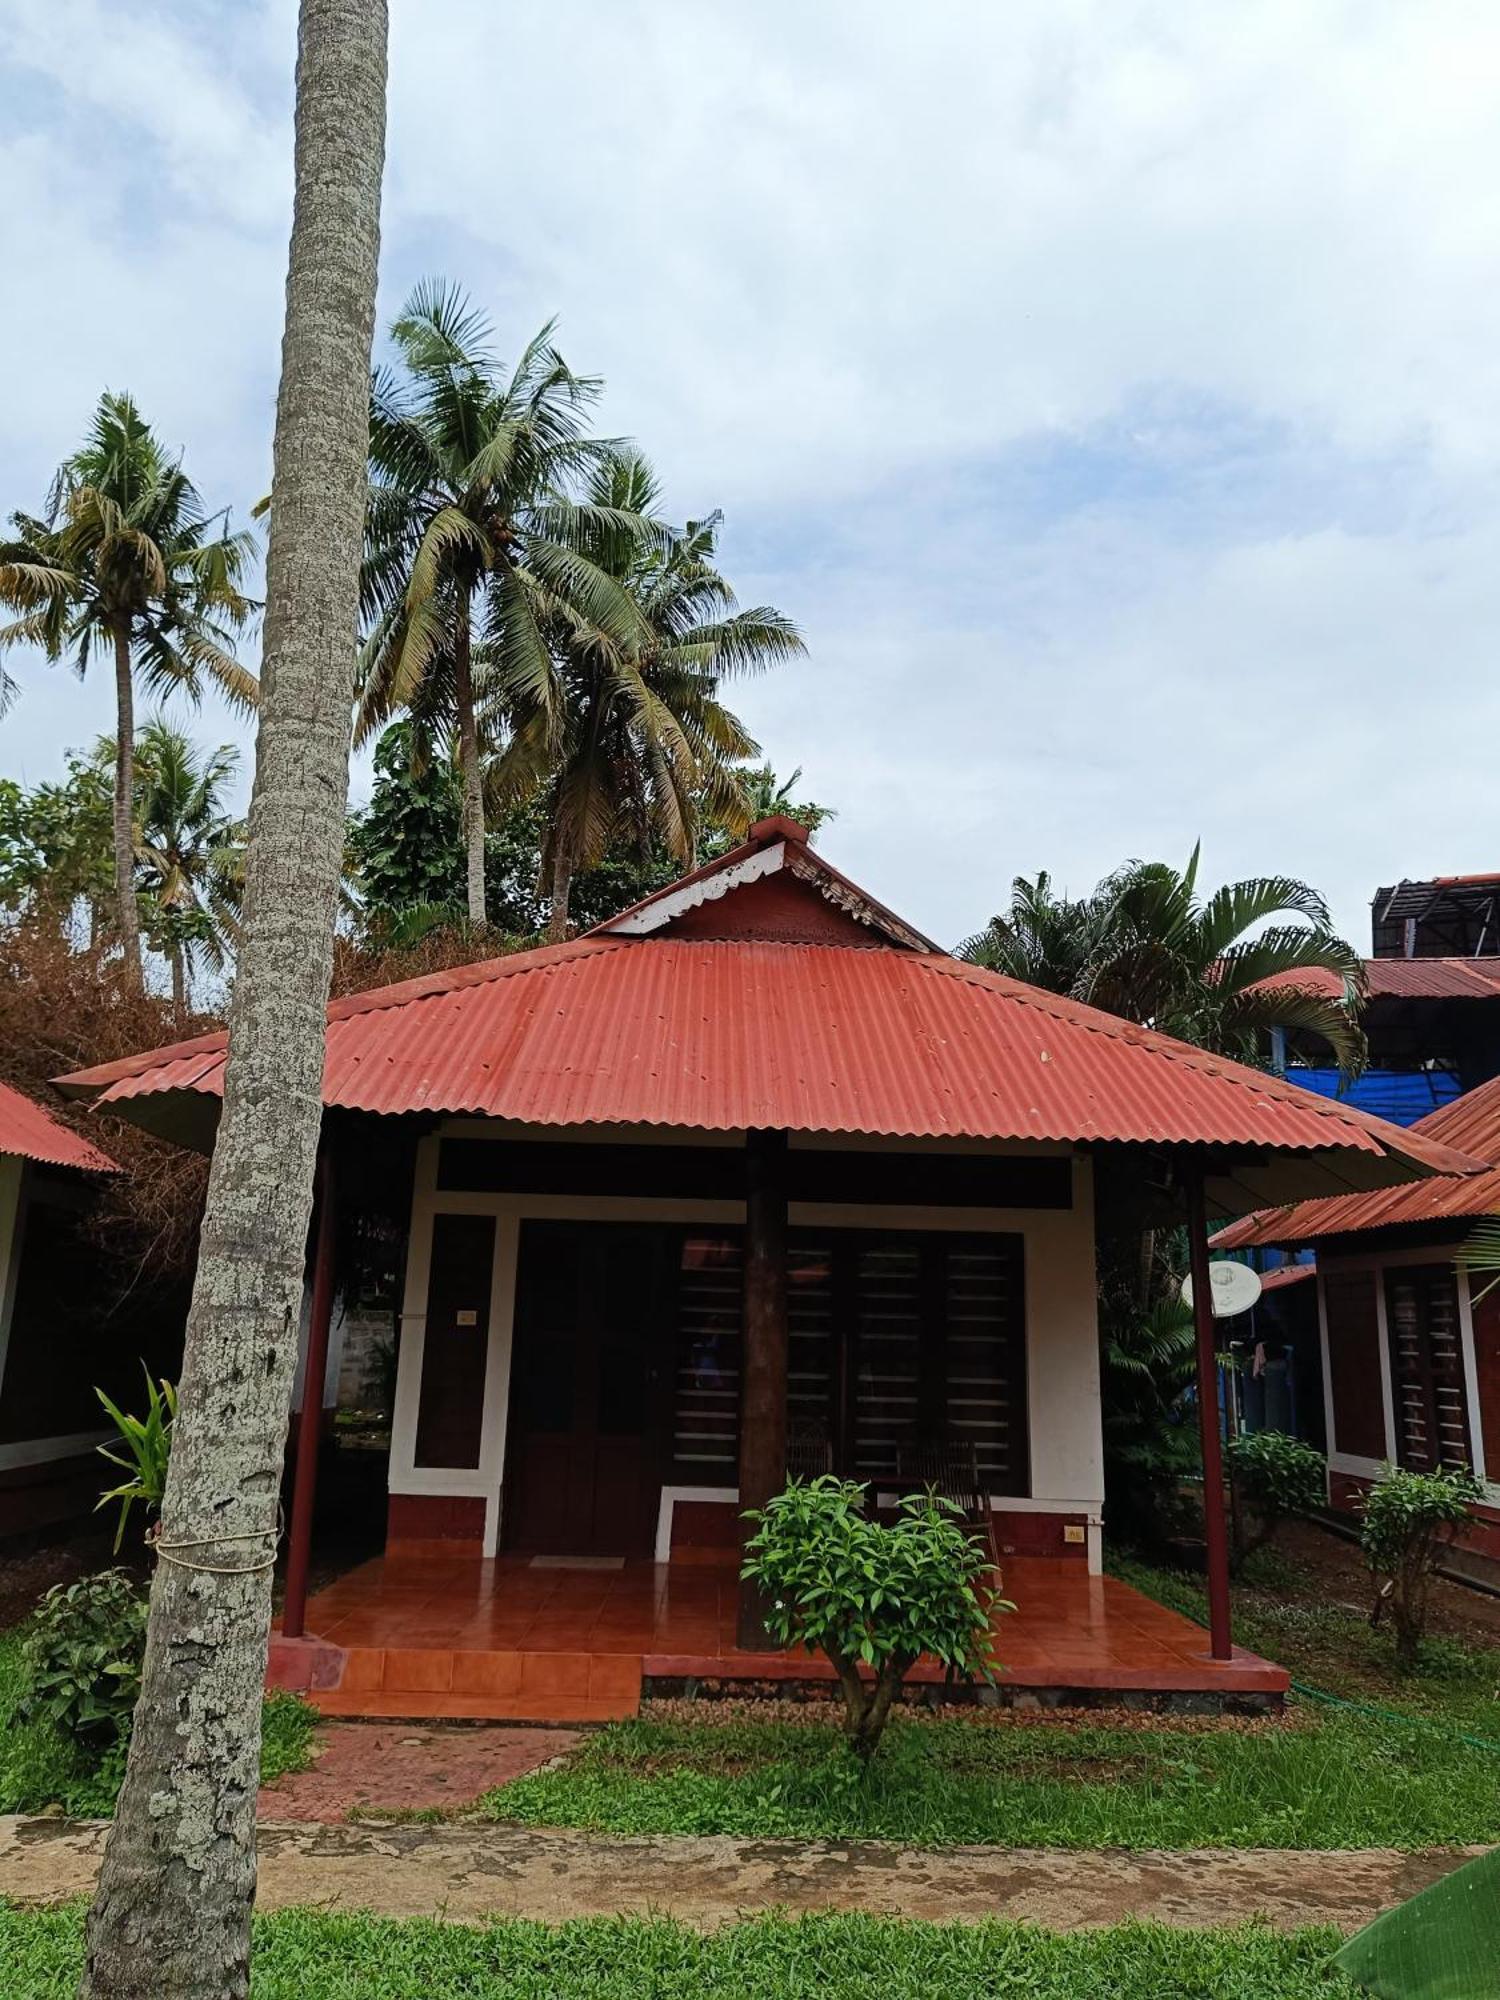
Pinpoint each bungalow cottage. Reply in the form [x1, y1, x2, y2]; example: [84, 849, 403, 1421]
[57, 820, 1479, 1719]
[0, 1081, 120, 1537]
[1216, 1072, 1500, 1589]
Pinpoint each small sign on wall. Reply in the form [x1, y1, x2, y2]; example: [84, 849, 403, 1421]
[456, 1309, 478, 1327]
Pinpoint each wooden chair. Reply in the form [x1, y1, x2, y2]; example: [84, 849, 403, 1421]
[895, 1435, 1004, 1581]
[786, 1416, 834, 1483]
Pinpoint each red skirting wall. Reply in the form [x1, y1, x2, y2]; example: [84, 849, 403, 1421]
[386, 1493, 486, 1556]
[665, 1495, 1089, 1562]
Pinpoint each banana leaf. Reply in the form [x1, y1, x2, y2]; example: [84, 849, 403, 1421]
[1334, 1845, 1500, 1998]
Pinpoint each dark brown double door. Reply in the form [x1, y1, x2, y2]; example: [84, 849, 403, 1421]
[502, 1222, 669, 1557]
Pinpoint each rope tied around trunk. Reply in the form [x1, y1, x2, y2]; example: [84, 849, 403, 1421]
[146, 1507, 284, 1576]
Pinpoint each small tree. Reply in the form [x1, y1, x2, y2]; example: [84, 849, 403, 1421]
[1226, 1429, 1326, 1571]
[1360, 1464, 1483, 1669]
[741, 1476, 1008, 1759]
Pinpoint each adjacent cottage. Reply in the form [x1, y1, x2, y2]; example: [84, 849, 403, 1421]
[1216, 1073, 1500, 1586]
[0, 1080, 120, 1536]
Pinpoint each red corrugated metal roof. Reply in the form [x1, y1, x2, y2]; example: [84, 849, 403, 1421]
[1213, 1070, 1500, 1248]
[0, 1080, 117, 1173]
[1256, 959, 1500, 1001]
[1257, 1263, 1317, 1292]
[57, 936, 1481, 1186]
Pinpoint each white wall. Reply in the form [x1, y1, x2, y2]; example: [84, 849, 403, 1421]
[388, 1125, 1106, 1564]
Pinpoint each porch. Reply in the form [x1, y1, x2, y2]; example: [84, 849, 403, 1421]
[271, 1548, 1289, 1723]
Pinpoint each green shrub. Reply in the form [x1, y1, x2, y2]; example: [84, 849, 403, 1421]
[740, 1476, 1008, 1759]
[17, 1568, 148, 1750]
[1360, 1465, 1484, 1669]
[1099, 1289, 1203, 1551]
[96, 1368, 176, 1551]
[1227, 1430, 1325, 1570]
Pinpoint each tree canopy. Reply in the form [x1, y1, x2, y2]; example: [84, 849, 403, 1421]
[959, 843, 1367, 1070]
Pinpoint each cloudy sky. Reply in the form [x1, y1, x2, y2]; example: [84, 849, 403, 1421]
[2, 0, 1497, 950]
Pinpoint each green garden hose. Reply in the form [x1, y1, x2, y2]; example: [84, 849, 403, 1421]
[1285, 1675, 1500, 1758]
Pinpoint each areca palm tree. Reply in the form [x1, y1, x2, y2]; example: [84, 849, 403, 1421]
[488, 454, 805, 939]
[357, 283, 659, 925]
[118, 720, 243, 1013]
[0, 393, 256, 986]
[960, 843, 1367, 1069]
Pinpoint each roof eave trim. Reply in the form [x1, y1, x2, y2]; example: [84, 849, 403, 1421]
[602, 842, 788, 934]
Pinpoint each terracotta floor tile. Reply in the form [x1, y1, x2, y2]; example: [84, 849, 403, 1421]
[381, 1648, 454, 1694]
[586, 1654, 644, 1698]
[450, 1651, 525, 1698]
[294, 1552, 1289, 1718]
[518, 1651, 592, 1698]
[336, 1649, 386, 1694]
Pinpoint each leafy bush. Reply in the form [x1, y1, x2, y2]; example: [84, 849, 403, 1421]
[1360, 1465, 1484, 1669]
[740, 1476, 1008, 1759]
[96, 1368, 176, 1550]
[17, 1569, 148, 1749]
[1098, 1288, 1203, 1551]
[1227, 1430, 1326, 1570]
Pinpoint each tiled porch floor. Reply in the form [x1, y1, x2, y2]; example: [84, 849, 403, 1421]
[275, 1553, 1288, 1722]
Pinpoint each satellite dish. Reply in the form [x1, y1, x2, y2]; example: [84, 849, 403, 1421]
[1181, 1261, 1263, 1318]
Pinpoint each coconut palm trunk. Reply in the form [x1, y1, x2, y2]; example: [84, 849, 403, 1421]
[79, 6, 387, 1998]
[452, 609, 486, 925]
[547, 845, 574, 942]
[110, 627, 143, 988]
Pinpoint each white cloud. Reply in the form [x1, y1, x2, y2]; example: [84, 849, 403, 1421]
[1, 0, 1496, 956]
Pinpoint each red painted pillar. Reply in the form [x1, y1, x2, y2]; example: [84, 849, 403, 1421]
[1186, 1165, 1233, 1661]
[737, 1127, 789, 1651]
[282, 1147, 337, 1640]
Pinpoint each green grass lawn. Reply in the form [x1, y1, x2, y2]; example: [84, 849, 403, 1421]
[482, 1702, 1500, 1850]
[0, 1628, 316, 1816]
[479, 1544, 1500, 1852]
[1109, 1549, 1500, 1739]
[0, 1908, 1359, 2000]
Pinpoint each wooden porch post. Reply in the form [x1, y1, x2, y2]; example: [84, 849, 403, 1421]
[737, 1127, 788, 1650]
[281, 1146, 337, 1641]
[1185, 1164, 1234, 1661]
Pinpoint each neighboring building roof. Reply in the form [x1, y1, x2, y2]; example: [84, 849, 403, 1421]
[1372, 876, 1500, 960]
[1214, 1071, 1500, 1249]
[1256, 959, 1500, 1002]
[1276, 1065, 1464, 1129]
[1256, 1263, 1317, 1293]
[56, 820, 1483, 1214]
[0, 1079, 118, 1174]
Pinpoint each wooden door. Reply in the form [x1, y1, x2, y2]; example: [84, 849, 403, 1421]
[503, 1222, 666, 1556]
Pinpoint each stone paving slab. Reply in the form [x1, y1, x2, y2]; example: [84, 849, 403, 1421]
[0, 1818, 1487, 1932]
[256, 1722, 580, 1821]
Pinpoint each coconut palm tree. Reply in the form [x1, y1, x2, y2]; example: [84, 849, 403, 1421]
[736, 762, 835, 836]
[118, 720, 243, 1013]
[0, 394, 256, 987]
[79, 3, 389, 1992]
[960, 844, 1367, 1069]
[357, 284, 660, 925]
[488, 454, 806, 940]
